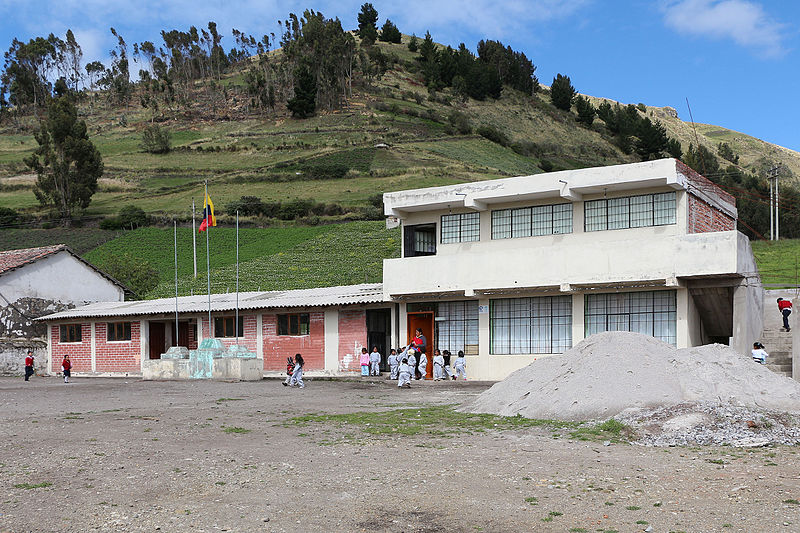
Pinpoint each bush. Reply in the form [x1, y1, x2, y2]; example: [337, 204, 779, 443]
[118, 205, 148, 229]
[300, 163, 350, 179]
[226, 196, 266, 217]
[448, 111, 472, 134]
[0, 206, 19, 228]
[99, 217, 124, 230]
[278, 199, 315, 220]
[511, 141, 538, 157]
[476, 125, 510, 147]
[140, 125, 171, 154]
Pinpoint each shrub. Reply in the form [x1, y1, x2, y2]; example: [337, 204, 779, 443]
[226, 196, 266, 217]
[140, 125, 171, 154]
[278, 199, 315, 220]
[0, 206, 19, 227]
[511, 141, 538, 157]
[448, 111, 472, 134]
[118, 205, 148, 229]
[476, 125, 510, 147]
[99, 217, 124, 230]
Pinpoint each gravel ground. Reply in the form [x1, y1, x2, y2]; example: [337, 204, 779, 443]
[2, 376, 800, 533]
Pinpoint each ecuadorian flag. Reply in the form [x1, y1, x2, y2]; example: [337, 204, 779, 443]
[198, 193, 216, 232]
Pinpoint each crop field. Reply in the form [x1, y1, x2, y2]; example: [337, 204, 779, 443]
[146, 221, 400, 298]
[0, 228, 120, 254]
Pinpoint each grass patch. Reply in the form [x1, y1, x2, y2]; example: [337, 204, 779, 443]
[290, 404, 580, 440]
[222, 426, 251, 434]
[215, 397, 245, 404]
[784, 499, 800, 505]
[13, 482, 52, 490]
[625, 506, 641, 511]
[524, 496, 538, 505]
[569, 419, 633, 443]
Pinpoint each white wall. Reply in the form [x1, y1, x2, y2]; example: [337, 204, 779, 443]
[1, 251, 124, 304]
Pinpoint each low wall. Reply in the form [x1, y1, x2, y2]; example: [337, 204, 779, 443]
[142, 357, 263, 381]
[0, 338, 47, 376]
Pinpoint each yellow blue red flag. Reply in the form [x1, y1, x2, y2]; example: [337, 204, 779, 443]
[198, 193, 216, 232]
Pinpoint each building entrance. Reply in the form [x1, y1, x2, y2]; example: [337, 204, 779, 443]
[407, 312, 434, 379]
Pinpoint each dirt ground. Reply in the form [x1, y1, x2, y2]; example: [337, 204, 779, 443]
[1, 376, 799, 533]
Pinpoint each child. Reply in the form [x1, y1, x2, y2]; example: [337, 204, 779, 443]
[289, 353, 305, 388]
[406, 348, 416, 378]
[397, 358, 412, 388]
[432, 349, 445, 381]
[360, 347, 370, 377]
[443, 350, 455, 380]
[23, 350, 34, 381]
[61, 354, 71, 383]
[388, 349, 399, 380]
[454, 350, 467, 380]
[752, 342, 769, 365]
[282, 356, 295, 386]
[417, 349, 427, 380]
[369, 346, 382, 376]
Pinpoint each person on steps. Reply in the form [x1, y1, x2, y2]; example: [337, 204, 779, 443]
[778, 298, 792, 332]
[752, 342, 769, 365]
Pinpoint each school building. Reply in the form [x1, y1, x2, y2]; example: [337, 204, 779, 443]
[39, 158, 764, 381]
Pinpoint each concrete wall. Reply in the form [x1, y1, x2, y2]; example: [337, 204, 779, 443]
[0, 338, 46, 375]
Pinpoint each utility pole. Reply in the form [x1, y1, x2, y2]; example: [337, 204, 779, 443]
[768, 164, 780, 240]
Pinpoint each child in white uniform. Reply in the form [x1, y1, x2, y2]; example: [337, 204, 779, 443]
[752, 342, 769, 365]
[369, 346, 381, 376]
[417, 350, 427, 380]
[289, 353, 305, 388]
[454, 350, 467, 380]
[388, 349, 399, 379]
[397, 358, 412, 388]
[432, 349, 445, 380]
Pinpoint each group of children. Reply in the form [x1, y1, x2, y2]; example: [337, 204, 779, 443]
[359, 347, 382, 376]
[22, 351, 71, 384]
[390, 346, 467, 388]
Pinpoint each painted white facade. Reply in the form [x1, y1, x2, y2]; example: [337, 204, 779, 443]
[1, 251, 124, 305]
[383, 159, 763, 381]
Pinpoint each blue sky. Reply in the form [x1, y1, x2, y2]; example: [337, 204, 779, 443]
[1, 0, 798, 151]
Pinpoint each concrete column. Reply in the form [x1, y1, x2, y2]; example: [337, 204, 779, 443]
[256, 314, 263, 359]
[571, 292, 584, 346]
[90, 322, 97, 373]
[140, 320, 147, 372]
[47, 325, 52, 376]
[324, 309, 339, 372]
[474, 297, 490, 379]
[573, 200, 585, 234]
[676, 289, 689, 349]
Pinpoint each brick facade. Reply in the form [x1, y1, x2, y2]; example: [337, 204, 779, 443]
[199, 315, 258, 353]
[50, 323, 91, 372]
[688, 194, 736, 233]
[262, 312, 325, 371]
[94, 321, 141, 373]
[337, 310, 367, 372]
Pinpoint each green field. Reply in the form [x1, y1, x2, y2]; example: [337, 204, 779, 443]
[751, 239, 800, 286]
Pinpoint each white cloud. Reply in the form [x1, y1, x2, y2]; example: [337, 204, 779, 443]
[661, 0, 786, 57]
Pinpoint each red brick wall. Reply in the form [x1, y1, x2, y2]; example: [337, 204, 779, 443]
[262, 312, 325, 371]
[51, 323, 91, 372]
[199, 315, 257, 353]
[337, 310, 367, 373]
[95, 321, 141, 373]
[688, 193, 735, 233]
[677, 160, 735, 205]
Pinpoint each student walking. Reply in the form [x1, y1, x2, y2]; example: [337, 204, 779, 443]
[289, 353, 305, 388]
[369, 346, 381, 376]
[388, 349, 399, 379]
[454, 350, 467, 380]
[360, 347, 370, 377]
[778, 298, 793, 331]
[432, 349, 445, 381]
[282, 356, 295, 386]
[23, 350, 34, 381]
[443, 350, 455, 380]
[61, 355, 72, 383]
[417, 349, 427, 380]
[397, 358, 412, 388]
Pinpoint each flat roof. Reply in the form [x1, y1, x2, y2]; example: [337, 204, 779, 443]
[38, 283, 385, 321]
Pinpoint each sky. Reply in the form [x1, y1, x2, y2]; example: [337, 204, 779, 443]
[1, 0, 798, 151]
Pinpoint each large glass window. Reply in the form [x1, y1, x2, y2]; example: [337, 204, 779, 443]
[490, 296, 572, 354]
[435, 301, 479, 355]
[585, 290, 677, 345]
[107, 322, 131, 341]
[441, 212, 480, 243]
[492, 203, 572, 239]
[585, 192, 676, 232]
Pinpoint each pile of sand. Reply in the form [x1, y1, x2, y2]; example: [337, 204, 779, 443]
[466, 331, 800, 421]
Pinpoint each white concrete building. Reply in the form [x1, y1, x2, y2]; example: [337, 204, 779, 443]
[383, 158, 763, 380]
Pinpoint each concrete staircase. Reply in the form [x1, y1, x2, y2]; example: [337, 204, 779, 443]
[761, 290, 796, 378]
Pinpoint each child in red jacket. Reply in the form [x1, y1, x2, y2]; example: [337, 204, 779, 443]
[61, 355, 72, 383]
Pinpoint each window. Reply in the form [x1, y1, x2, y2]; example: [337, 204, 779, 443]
[278, 313, 310, 336]
[214, 316, 244, 338]
[585, 290, 677, 345]
[107, 322, 132, 341]
[492, 203, 572, 239]
[490, 296, 572, 354]
[60, 324, 82, 343]
[403, 224, 436, 257]
[585, 192, 676, 232]
[441, 212, 480, 243]
[435, 301, 479, 355]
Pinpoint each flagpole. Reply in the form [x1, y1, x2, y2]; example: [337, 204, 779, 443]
[235, 210, 239, 346]
[192, 197, 197, 278]
[174, 219, 179, 347]
[205, 181, 211, 337]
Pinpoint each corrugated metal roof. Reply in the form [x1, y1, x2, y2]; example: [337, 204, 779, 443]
[37, 283, 385, 321]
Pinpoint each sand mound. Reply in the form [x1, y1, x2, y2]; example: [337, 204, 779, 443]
[466, 331, 800, 421]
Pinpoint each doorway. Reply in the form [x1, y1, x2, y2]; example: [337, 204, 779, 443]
[149, 322, 165, 359]
[171, 321, 196, 349]
[366, 309, 392, 371]
[407, 312, 434, 379]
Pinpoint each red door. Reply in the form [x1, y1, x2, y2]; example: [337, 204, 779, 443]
[149, 323, 165, 359]
[407, 312, 434, 379]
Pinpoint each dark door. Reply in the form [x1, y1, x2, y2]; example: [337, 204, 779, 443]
[149, 322, 165, 359]
[366, 309, 391, 370]
[176, 322, 192, 348]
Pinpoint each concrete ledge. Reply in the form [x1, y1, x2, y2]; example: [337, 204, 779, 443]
[143, 359, 189, 380]
[212, 357, 263, 381]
